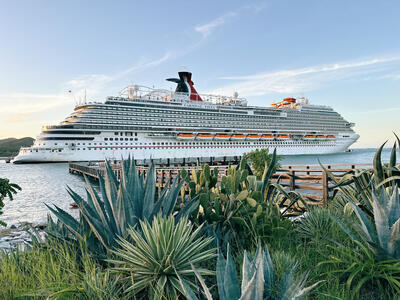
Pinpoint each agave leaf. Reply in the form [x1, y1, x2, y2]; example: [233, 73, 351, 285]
[390, 142, 397, 169]
[261, 149, 277, 198]
[45, 204, 83, 240]
[142, 163, 156, 219]
[388, 218, 400, 259]
[371, 190, 390, 257]
[347, 199, 377, 243]
[373, 142, 387, 184]
[388, 185, 400, 226]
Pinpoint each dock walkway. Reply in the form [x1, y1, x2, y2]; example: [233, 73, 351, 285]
[69, 162, 371, 207]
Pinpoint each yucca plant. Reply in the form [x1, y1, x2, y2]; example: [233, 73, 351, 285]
[182, 243, 321, 300]
[295, 207, 334, 241]
[46, 158, 199, 257]
[109, 215, 215, 300]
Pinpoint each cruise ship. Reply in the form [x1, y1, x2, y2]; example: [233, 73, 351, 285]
[13, 71, 359, 163]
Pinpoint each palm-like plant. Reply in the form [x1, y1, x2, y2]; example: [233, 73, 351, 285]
[109, 215, 215, 300]
[0, 178, 21, 226]
[182, 243, 321, 300]
[46, 158, 199, 256]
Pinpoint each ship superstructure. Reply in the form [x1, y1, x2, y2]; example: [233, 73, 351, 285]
[13, 71, 359, 163]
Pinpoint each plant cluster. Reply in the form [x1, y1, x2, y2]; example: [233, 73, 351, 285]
[2, 141, 400, 299]
[0, 178, 21, 226]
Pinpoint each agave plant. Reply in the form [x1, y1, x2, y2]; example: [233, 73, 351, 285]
[333, 185, 400, 260]
[325, 135, 400, 214]
[295, 207, 334, 241]
[181, 243, 321, 300]
[322, 184, 400, 295]
[109, 215, 215, 300]
[46, 158, 199, 256]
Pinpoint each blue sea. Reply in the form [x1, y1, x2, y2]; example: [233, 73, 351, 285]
[0, 148, 394, 226]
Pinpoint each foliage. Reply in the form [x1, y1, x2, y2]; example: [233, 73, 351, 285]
[295, 206, 334, 241]
[181, 163, 219, 200]
[109, 215, 215, 300]
[0, 137, 34, 157]
[191, 150, 304, 252]
[323, 165, 400, 295]
[325, 134, 400, 215]
[0, 241, 89, 299]
[243, 148, 282, 179]
[184, 243, 321, 300]
[0, 178, 21, 226]
[46, 158, 199, 258]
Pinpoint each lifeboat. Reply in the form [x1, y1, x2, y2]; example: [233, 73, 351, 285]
[247, 134, 260, 140]
[316, 135, 326, 139]
[326, 135, 336, 139]
[277, 135, 291, 139]
[231, 134, 246, 140]
[304, 135, 316, 139]
[196, 133, 212, 140]
[177, 133, 195, 140]
[261, 134, 274, 140]
[215, 134, 230, 140]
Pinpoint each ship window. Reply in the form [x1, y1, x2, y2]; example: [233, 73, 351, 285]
[135, 138, 138, 141]
[114, 132, 118, 135]
[77, 143, 80, 145]
[77, 148, 80, 150]
[125, 138, 128, 141]
[130, 138, 133, 141]
[110, 138, 113, 141]
[65, 143, 68, 145]
[105, 138, 108, 141]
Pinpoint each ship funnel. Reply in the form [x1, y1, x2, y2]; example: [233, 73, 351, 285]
[166, 71, 203, 101]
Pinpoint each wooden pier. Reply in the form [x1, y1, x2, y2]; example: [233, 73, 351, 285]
[69, 162, 371, 207]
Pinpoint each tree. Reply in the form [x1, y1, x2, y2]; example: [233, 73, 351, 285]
[0, 178, 21, 226]
[243, 148, 281, 179]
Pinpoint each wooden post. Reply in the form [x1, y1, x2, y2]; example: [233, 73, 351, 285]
[322, 170, 328, 207]
[289, 170, 295, 191]
[306, 165, 310, 175]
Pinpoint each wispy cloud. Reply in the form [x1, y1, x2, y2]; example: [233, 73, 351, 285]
[195, 11, 237, 38]
[65, 52, 173, 101]
[211, 56, 400, 96]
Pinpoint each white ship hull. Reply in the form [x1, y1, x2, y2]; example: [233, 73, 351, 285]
[13, 134, 358, 163]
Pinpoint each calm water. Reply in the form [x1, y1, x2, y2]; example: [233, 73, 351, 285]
[0, 148, 393, 227]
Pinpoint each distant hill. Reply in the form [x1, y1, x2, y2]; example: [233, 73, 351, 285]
[0, 137, 35, 157]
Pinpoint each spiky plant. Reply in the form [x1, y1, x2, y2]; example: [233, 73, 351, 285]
[295, 207, 334, 241]
[182, 243, 321, 300]
[46, 158, 199, 257]
[109, 215, 215, 300]
[322, 184, 400, 296]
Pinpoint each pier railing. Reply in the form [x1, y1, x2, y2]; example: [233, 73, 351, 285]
[69, 162, 372, 207]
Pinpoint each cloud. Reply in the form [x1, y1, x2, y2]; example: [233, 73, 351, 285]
[211, 56, 400, 96]
[195, 11, 237, 38]
[64, 52, 173, 101]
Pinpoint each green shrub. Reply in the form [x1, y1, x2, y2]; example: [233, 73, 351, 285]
[243, 148, 282, 179]
[0, 178, 21, 226]
[46, 158, 199, 258]
[109, 215, 215, 300]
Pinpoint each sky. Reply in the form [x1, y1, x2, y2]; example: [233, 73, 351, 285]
[0, 0, 399, 148]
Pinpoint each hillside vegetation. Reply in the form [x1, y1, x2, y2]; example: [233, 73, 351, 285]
[0, 137, 34, 157]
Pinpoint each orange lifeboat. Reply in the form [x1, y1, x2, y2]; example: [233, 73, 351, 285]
[326, 135, 336, 139]
[316, 135, 326, 139]
[215, 134, 230, 140]
[261, 134, 274, 140]
[277, 135, 291, 139]
[196, 133, 212, 140]
[177, 133, 195, 140]
[247, 134, 260, 140]
[304, 135, 316, 139]
[231, 134, 245, 140]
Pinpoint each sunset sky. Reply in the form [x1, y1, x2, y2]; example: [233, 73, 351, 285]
[1, 0, 399, 147]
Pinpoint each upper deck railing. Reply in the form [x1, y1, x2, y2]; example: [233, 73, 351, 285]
[116, 85, 248, 106]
